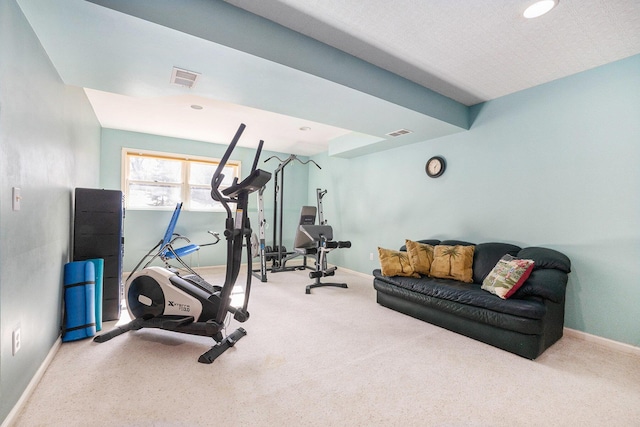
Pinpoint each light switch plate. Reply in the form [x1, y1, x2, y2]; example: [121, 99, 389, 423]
[13, 327, 21, 355]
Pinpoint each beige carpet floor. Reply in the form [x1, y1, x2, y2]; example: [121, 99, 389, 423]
[12, 266, 640, 426]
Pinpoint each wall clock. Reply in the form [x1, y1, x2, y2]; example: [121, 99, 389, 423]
[425, 156, 446, 178]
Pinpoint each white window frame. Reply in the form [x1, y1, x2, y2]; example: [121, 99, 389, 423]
[121, 148, 241, 211]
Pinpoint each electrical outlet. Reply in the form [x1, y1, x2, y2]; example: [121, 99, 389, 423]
[369, 252, 374, 261]
[13, 187, 21, 211]
[12, 327, 21, 355]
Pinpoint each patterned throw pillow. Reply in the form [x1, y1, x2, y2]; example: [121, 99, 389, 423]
[429, 245, 475, 283]
[378, 247, 420, 278]
[481, 255, 535, 299]
[405, 239, 434, 275]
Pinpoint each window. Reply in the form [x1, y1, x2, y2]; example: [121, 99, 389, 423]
[122, 149, 240, 211]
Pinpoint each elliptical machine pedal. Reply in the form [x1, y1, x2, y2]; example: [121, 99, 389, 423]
[94, 124, 271, 363]
[198, 327, 247, 364]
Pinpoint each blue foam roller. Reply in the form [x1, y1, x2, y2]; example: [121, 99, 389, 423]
[87, 258, 104, 331]
[62, 261, 96, 342]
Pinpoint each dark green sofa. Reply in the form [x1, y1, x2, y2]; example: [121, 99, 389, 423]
[373, 239, 571, 359]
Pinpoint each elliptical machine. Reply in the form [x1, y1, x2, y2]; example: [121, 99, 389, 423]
[94, 124, 271, 364]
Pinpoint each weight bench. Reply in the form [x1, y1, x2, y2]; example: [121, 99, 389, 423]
[128, 202, 219, 278]
[294, 206, 351, 294]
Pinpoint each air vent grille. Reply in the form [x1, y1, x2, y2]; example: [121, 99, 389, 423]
[386, 129, 412, 137]
[170, 67, 200, 89]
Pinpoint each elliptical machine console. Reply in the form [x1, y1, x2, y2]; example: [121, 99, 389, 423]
[94, 124, 271, 364]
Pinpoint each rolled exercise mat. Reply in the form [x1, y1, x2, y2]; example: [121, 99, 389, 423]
[87, 258, 104, 331]
[62, 261, 96, 342]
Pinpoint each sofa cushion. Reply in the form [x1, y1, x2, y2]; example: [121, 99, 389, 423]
[430, 245, 475, 283]
[405, 240, 434, 275]
[472, 242, 522, 283]
[378, 247, 419, 278]
[481, 255, 535, 299]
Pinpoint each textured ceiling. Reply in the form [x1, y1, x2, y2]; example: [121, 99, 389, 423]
[16, 0, 640, 156]
[224, 0, 640, 105]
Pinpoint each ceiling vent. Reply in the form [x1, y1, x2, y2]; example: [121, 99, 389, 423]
[170, 67, 200, 89]
[386, 129, 412, 137]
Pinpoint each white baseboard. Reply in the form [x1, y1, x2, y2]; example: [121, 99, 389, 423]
[2, 337, 62, 427]
[334, 266, 374, 280]
[564, 328, 640, 357]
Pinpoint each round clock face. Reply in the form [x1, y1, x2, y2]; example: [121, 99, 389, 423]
[426, 156, 446, 178]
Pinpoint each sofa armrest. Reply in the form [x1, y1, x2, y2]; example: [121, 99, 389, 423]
[517, 247, 571, 273]
[511, 268, 568, 303]
[511, 247, 570, 303]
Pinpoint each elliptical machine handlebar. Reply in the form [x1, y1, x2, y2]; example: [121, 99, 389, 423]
[211, 124, 271, 208]
[209, 123, 271, 325]
[210, 123, 246, 215]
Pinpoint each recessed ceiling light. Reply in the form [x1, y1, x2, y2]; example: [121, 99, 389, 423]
[190, 104, 203, 110]
[523, 0, 558, 19]
[299, 126, 311, 131]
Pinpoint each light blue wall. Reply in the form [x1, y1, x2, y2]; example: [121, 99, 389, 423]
[0, 0, 101, 422]
[310, 55, 640, 348]
[100, 129, 310, 271]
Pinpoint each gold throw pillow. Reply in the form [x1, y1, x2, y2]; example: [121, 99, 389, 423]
[378, 247, 420, 278]
[405, 240, 434, 275]
[429, 245, 475, 283]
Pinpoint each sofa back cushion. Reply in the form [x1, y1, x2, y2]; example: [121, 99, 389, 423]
[473, 242, 522, 283]
[398, 239, 570, 287]
[440, 239, 474, 247]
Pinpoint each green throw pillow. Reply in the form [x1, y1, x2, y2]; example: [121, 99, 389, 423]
[481, 255, 535, 299]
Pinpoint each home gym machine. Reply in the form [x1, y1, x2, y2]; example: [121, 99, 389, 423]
[94, 123, 271, 364]
[251, 154, 321, 282]
[294, 188, 351, 294]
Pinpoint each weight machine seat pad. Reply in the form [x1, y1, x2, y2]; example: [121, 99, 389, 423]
[294, 225, 334, 250]
[293, 207, 318, 250]
[299, 206, 316, 226]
